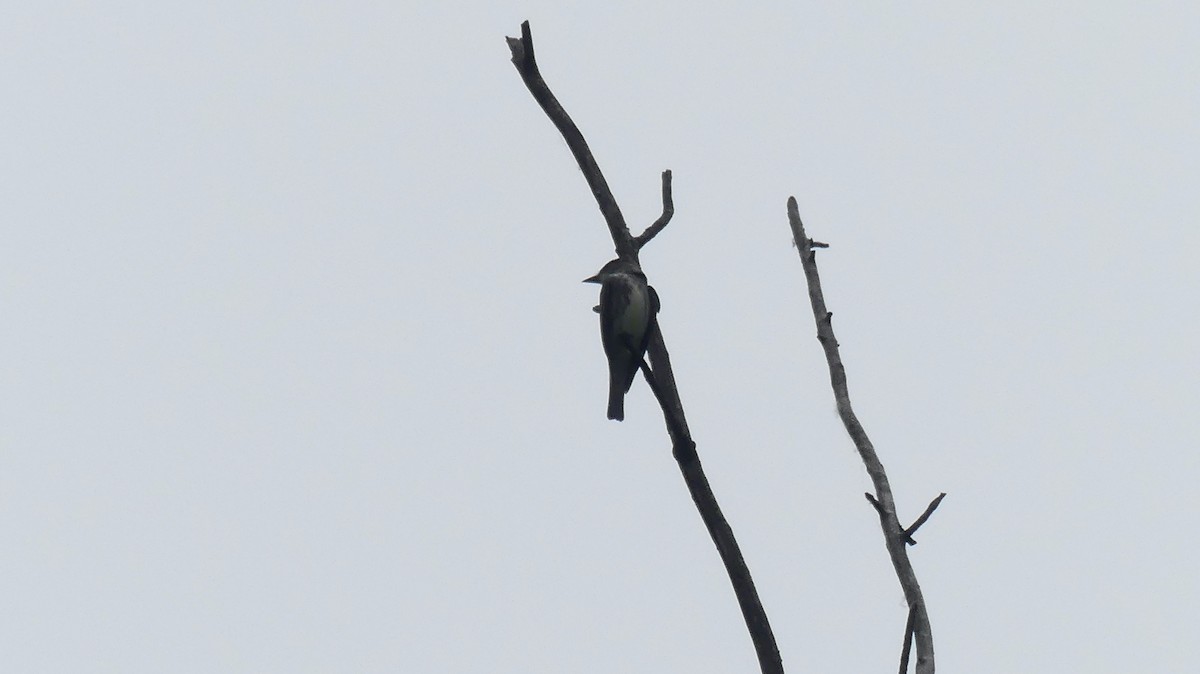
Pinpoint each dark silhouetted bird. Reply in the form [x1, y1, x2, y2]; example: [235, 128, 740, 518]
[583, 259, 657, 421]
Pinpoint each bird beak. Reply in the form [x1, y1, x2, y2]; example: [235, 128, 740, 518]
[582, 274, 602, 284]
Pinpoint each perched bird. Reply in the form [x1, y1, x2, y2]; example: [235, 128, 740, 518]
[583, 258, 657, 421]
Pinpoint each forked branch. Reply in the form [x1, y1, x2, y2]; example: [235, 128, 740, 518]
[507, 21, 783, 674]
[787, 197, 940, 674]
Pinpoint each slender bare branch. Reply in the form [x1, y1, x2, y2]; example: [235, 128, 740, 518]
[638, 356, 686, 446]
[639, 333, 778, 662]
[904, 493, 947, 543]
[899, 605, 917, 674]
[635, 170, 674, 249]
[507, 22, 783, 674]
[507, 21, 634, 259]
[786, 196, 937, 674]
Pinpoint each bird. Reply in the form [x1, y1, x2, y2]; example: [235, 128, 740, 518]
[583, 258, 657, 421]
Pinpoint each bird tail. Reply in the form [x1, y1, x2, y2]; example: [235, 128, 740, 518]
[607, 379, 625, 421]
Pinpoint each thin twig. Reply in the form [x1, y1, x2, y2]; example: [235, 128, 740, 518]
[864, 492, 883, 515]
[787, 197, 937, 674]
[635, 170, 674, 249]
[904, 493, 947, 543]
[899, 605, 917, 674]
[507, 22, 783, 674]
[864, 492, 911, 542]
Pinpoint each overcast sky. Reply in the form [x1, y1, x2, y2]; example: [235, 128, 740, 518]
[3, 2, 1198, 672]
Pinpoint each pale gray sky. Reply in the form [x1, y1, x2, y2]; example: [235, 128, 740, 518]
[3, 2, 1198, 672]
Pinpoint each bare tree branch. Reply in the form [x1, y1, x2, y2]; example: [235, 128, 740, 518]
[904, 493, 947, 543]
[507, 22, 783, 674]
[864, 492, 917, 545]
[786, 197, 938, 674]
[899, 605, 917, 674]
[635, 170, 674, 250]
[506, 21, 633, 259]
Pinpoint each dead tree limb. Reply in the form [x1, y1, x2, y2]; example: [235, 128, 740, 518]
[506, 21, 784, 674]
[786, 197, 939, 674]
[904, 493, 947, 544]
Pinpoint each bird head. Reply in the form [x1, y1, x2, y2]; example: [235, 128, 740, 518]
[583, 258, 637, 284]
